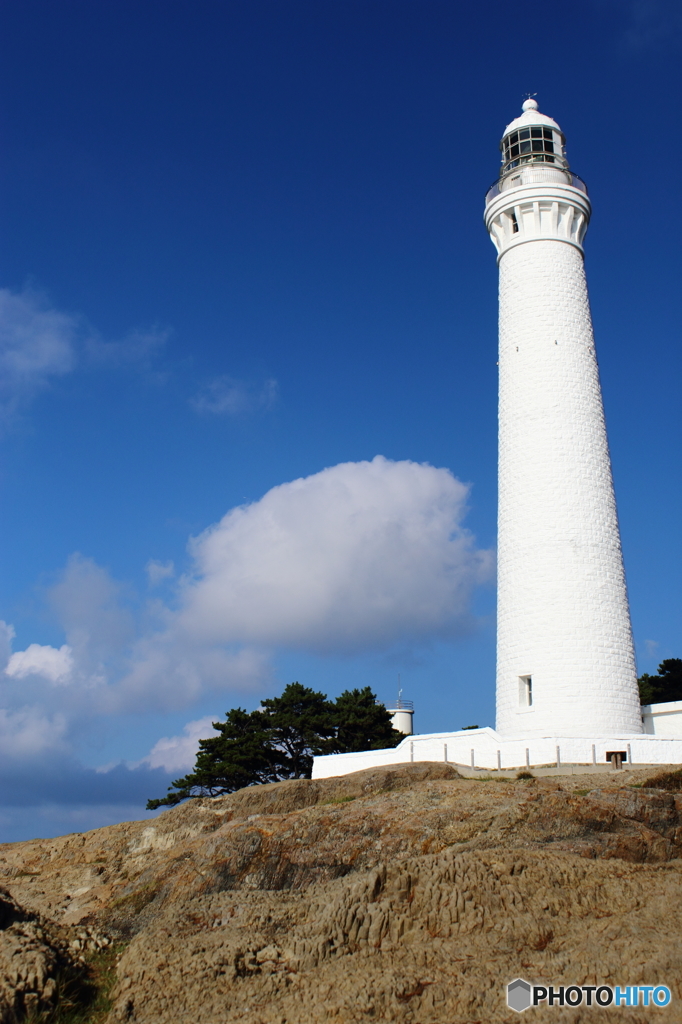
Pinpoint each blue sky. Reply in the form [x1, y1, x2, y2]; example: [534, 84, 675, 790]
[0, 0, 679, 841]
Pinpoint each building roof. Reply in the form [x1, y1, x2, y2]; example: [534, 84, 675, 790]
[503, 98, 561, 137]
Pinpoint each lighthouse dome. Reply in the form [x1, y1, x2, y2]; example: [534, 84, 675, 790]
[498, 98, 568, 179]
[504, 97, 561, 134]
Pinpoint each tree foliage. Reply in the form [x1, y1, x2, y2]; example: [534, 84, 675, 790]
[146, 707, 281, 808]
[147, 682, 403, 808]
[260, 681, 336, 780]
[330, 686, 402, 753]
[638, 658, 682, 706]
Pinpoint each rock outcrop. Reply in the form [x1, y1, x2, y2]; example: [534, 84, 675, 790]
[0, 886, 87, 1023]
[1, 763, 681, 1022]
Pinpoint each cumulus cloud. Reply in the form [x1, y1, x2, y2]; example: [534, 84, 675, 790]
[0, 707, 69, 758]
[0, 456, 494, 838]
[114, 642, 271, 714]
[0, 621, 15, 668]
[190, 375, 278, 416]
[0, 287, 78, 420]
[175, 456, 492, 654]
[1, 458, 491, 719]
[134, 716, 218, 772]
[145, 560, 175, 587]
[48, 553, 135, 675]
[5, 644, 74, 684]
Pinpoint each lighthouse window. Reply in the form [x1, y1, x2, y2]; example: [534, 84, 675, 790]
[519, 676, 533, 707]
[503, 127, 557, 170]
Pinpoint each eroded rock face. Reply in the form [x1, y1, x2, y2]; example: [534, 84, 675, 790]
[0, 888, 76, 1023]
[109, 848, 681, 1024]
[1, 763, 681, 1022]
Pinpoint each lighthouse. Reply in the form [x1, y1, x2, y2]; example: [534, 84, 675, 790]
[311, 98, 682, 780]
[484, 99, 643, 738]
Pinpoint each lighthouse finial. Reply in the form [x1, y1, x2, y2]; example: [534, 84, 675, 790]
[522, 94, 538, 112]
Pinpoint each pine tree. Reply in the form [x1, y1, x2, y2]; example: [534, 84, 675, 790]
[331, 686, 403, 753]
[261, 682, 336, 779]
[146, 681, 405, 808]
[146, 707, 280, 809]
[638, 658, 682, 706]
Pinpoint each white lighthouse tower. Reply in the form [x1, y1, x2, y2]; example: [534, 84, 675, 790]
[484, 99, 643, 738]
[311, 99, 682, 781]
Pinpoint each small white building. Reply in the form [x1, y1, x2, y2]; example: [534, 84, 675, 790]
[386, 698, 414, 735]
[642, 700, 682, 737]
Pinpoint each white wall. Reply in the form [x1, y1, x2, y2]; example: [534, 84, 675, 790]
[312, 728, 682, 778]
[642, 700, 682, 737]
[491, 219, 641, 737]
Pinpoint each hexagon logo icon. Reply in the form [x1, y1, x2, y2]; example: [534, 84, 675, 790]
[507, 978, 532, 1012]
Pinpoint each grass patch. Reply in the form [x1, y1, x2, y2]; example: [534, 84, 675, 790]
[637, 768, 682, 792]
[573, 789, 590, 796]
[516, 771, 534, 781]
[324, 795, 356, 805]
[28, 944, 125, 1024]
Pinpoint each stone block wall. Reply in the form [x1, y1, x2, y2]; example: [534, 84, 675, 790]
[495, 239, 642, 736]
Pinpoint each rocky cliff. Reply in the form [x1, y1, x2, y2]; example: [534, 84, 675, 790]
[1, 762, 681, 1022]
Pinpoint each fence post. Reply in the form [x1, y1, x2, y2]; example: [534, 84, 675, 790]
[525, 748, 530, 769]
[470, 748, 475, 769]
[410, 741, 414, 763]
[592, 744, 596, 766]
[443, 743, 448, 763]
[497, 749, 502, 771]
[556, 745, 561, 768]
[627, 742, 632, 766]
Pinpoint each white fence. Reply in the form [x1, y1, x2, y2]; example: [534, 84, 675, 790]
[312, 726, 682, 779]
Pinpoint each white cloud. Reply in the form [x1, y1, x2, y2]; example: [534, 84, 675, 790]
[134, 716, 218, 772]
[175, 456, 492, 653]
[0, 707, 69, 758]
[146, 559, 175, 587]
[1, 458, 491, 721]
[48, 553, 135, 672]
[85, 326, 169, 368]
[190, 375, 278, 416]
[0, 287, 169, 427]
[5, 643, 74, 684]
[113, 642, 271, 713]
[0, 621, 16, 669]
[0, 287, 77, 420]
[0, 456, 495, 839]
